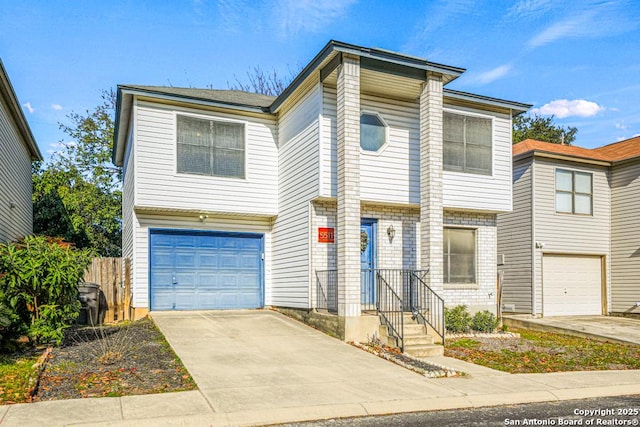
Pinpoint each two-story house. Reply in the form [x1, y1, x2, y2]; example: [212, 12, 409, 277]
[112, 41, 529, 345]
[498, 138, 640, 318]
[0, 59, 42, 242]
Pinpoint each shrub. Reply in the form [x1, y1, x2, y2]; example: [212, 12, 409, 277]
[471, 310, 499, 333]
[0, 236, 93, 345]
[445, 305, 472, 333]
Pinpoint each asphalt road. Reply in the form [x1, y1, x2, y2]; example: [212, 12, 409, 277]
[276, 395, 640, 427]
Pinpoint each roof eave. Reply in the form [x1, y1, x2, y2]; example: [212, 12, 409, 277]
[0, 60, 42, 161]
[444, 89, 531, 115]
[514, 149, 611, 166]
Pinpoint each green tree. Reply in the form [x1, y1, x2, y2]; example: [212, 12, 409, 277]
[513, 113, 578, 145]
[33, 90, 122, 256]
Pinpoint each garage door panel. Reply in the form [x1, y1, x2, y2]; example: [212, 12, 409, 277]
[543, 255, 602, 316]
[150, 230, 263, 310]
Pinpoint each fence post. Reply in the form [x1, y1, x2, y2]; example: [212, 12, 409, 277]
[124, 259, 131, 321]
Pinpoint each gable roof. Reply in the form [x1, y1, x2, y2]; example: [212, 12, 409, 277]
[0, 59, 42, 161]
[513, 137, 640, 165]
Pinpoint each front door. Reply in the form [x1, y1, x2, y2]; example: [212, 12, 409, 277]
[360, 219, 376, 308]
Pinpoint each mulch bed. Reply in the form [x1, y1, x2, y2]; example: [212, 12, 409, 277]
[34, 318, 197, 400]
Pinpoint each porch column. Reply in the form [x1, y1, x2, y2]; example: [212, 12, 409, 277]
[336, 53, 361, 333]
[419, 73, 444, 291]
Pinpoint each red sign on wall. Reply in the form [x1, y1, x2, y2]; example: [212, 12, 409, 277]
[318, 227, 335, 243]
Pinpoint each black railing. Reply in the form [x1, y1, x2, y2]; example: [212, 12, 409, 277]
[410, 271, 445, 344]
[375, 271, 404, 351]
[315, 270, 337, 312]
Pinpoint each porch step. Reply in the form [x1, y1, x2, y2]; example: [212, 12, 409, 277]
[404, 343, 444, 357]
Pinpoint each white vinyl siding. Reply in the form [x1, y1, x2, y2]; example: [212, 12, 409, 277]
[272, 82, 321, 308]
[442, 105, 513, 213]
[610, 160, 640, 314]
[133, 100, 277, 216]
[132, 212, 272, 309]
[497, 159, 533, 313]
[532, 159, 610, 314]
[321, 85, 420, 204]
[121, 121, 135, 269]
[0, 96, 33, 242]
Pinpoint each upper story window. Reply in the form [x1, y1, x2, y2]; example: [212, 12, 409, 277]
[176, 115, 245, 179]
[443, 227, 476, 284]
[556, 169, 592, 215]
[444, 112, 492, 175]
[360, 112, 387, 152]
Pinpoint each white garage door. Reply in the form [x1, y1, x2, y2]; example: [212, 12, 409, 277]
[543, 255, 603, 316]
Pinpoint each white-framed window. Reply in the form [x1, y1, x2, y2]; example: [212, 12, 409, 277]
[443, 227, 476, 284]
[360, 112, 387, 152]
[555, 169, 593, 215]
[176, 114, 245, 179]
[444, 111, 492, 175]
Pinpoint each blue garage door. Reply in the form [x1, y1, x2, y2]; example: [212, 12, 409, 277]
[150, 230, 263, 310]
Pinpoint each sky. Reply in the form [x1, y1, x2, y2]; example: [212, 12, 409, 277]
[1, 0, 639, 159]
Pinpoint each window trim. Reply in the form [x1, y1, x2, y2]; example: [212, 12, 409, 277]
[359, 110, 389, 154]
[174, 112, 248, 181]
[443, 109, 494, 176]
[554, 168, 593, 216]
[443, 226, 477, 286]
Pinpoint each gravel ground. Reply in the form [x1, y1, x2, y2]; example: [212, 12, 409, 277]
[35, 318, 197, 400]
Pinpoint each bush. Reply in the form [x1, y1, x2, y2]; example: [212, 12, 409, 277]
[0, 236, 93, 345]
[445, 305, 472, 333]
[471, 310, 499, 333]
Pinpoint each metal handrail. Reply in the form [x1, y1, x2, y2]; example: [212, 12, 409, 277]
[375, 271, 404, 351]
[315, 270, 337, 312]
[410, 271, 445, 345]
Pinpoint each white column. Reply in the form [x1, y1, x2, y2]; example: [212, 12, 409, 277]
[336, 54, 361, 324]
[419, 74, 444, 291]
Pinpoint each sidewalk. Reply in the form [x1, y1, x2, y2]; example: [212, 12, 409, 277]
[2, 367, 640, 426]
[2, 310, 640, 426]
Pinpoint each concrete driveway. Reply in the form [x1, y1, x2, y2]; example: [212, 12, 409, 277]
[504, 315, 640, 345]
[151, 310, 446, 416]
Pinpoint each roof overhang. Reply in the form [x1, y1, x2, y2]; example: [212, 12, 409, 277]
[270, 40, 466, 113]
[0, 59, 42, 161]
[514, 149, 611, 167]
[444, 89, 531, 116]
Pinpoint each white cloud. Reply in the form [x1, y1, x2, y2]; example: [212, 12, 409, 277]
[527, 1, 639, 48]
[51, 104, 63, 111]
[472, 64, 512, 84]
[275, 0, 356, 36]
[23, 102, 34, 114]
[531, 99, 604, 118]
[507, 0, 554, 19]
[615, 121, 627, 130]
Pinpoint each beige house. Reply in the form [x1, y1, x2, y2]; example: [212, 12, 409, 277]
[113, 41, 530, 350]
[0, 59, 42, 242]
[498, 137, 640, 317]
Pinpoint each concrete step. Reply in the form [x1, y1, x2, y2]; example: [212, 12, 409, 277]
[403, 333, 435, 346]
[404, 344, 444, 357]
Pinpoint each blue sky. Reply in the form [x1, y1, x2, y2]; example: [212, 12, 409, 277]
[1, 0, 638, 159]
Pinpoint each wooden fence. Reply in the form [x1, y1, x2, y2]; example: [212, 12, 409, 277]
[83, 257, 131, 323]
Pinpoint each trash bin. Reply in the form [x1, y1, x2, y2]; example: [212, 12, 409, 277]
[78, 282, 101, 325]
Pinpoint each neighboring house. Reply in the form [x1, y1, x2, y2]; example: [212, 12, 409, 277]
[0, 59, 42, 242]
[113, 40, 529, 342]
[498, 137, 640, 318]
